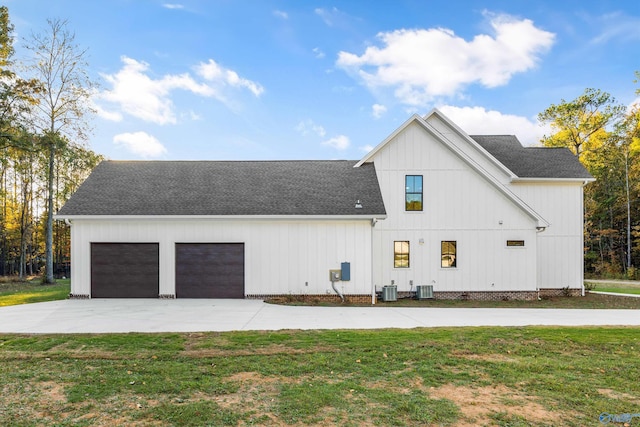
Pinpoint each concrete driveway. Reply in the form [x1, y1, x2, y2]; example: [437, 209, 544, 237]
[0, 299, 640, 333]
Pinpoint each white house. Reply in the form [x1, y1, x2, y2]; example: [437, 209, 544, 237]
[55, 109, 593, 301]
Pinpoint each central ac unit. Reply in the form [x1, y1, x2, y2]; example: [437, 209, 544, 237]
[381, 285, 397, 302]
[416, 285, 434, 300]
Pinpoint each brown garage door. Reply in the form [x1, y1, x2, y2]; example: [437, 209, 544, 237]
[175, 243, 244, 298]
[91, 243, 159, 298]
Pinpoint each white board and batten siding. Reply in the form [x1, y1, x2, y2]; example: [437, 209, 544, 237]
[512, 182, 586, 289]
[70, 219, 372, 298]
[425, 114, 514, 185]
[428, 111, 588, 291]
[367, 120, 539, 293]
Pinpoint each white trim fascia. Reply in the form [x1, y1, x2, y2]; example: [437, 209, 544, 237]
[354, 114, 423, 167]
[511, 177, 596, 185]
[54, 214, 388, 221]
[423, 108, 518, 180]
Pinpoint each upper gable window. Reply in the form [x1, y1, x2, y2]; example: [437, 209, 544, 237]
[405, 175, 423, 211]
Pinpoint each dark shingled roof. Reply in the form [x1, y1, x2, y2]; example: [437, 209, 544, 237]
[57, 160, 387, 217]
[470, 135, 594, 180]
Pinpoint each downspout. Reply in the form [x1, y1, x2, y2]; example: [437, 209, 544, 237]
[535, 225, 546, 299]
[371, 218, 377, 305]
[583, 179, 590, 297]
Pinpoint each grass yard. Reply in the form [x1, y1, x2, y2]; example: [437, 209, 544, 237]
[0, 327, 638, 426]
[0, 278, 70, 307]
[585, 280, 640, 295]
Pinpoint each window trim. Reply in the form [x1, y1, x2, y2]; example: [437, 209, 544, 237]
[441, 240, 457, 269]
[394, 241, 410, 268]
[405, 175, 423, 212]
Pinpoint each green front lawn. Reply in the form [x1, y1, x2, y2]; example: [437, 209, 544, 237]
[595, 287, 640, 295]
[0, 327, 637, 426]
[0, 278, 70, 307]
[585, 280, 640, 295]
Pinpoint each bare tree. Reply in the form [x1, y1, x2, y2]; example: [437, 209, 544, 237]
[24, 18, 95, 283]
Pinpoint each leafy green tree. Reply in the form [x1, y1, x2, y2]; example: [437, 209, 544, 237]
[0, 6, 40, 150]
[611, 105, 640, 272]
[0, 6, 40, 277]
[538, 88, 625, 159]
[539, 86, 636, 277]
[581, 136, 622, 275]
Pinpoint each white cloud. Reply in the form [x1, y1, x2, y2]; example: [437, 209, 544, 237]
[195, 59, 264, 97]
[438, 105, 550, 146]
[337, 12, 555, 106]
[96, 56, 262, 125]
[313, 47, 326, 59]
[322, 135, 350, 150]
[114, 131, 167, 158]
[186, 110, 202, 121]
[372, 103, 387, 119]
[97, 56, 216, 125]
[92, 97, 123, 122]
[315, 7, 339, 26]
[273, 10, 288, 19]
[295, 119, 326, 137]
[162, 3, 184, 9]
[591, 12, 640, 44]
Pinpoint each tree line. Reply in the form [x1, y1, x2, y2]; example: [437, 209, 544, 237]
[0, 7, 102, 281]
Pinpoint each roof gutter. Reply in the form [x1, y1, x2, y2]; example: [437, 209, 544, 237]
[53, 214, 388, 221]
[511, 177, 596, 184]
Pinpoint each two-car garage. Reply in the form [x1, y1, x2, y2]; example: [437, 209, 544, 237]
[90, 243, 245, 298]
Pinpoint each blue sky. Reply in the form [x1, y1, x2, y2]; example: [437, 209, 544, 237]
[6, 0, 640, 160]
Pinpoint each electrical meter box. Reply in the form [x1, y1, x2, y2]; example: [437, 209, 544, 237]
[341, 262, 351, 281]
[329, 270, 341, 281]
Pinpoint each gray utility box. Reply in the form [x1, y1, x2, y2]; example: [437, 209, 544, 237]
[381, 285, 397, 302]
[340, 262, 350, 281]
[416, 285, 434, 300]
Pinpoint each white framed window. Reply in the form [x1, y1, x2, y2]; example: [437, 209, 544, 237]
[441, 241, 457, 268]
[394, 241, 410, 268]
[405, 175, 423, 211]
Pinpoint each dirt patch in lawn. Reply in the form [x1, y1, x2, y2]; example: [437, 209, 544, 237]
[429, 384, 556, 426]
[182, 344, 339, 358]
[39, 381, 66, 403]
[451, 351, 519, 363]
[597, 388, 640, 404]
